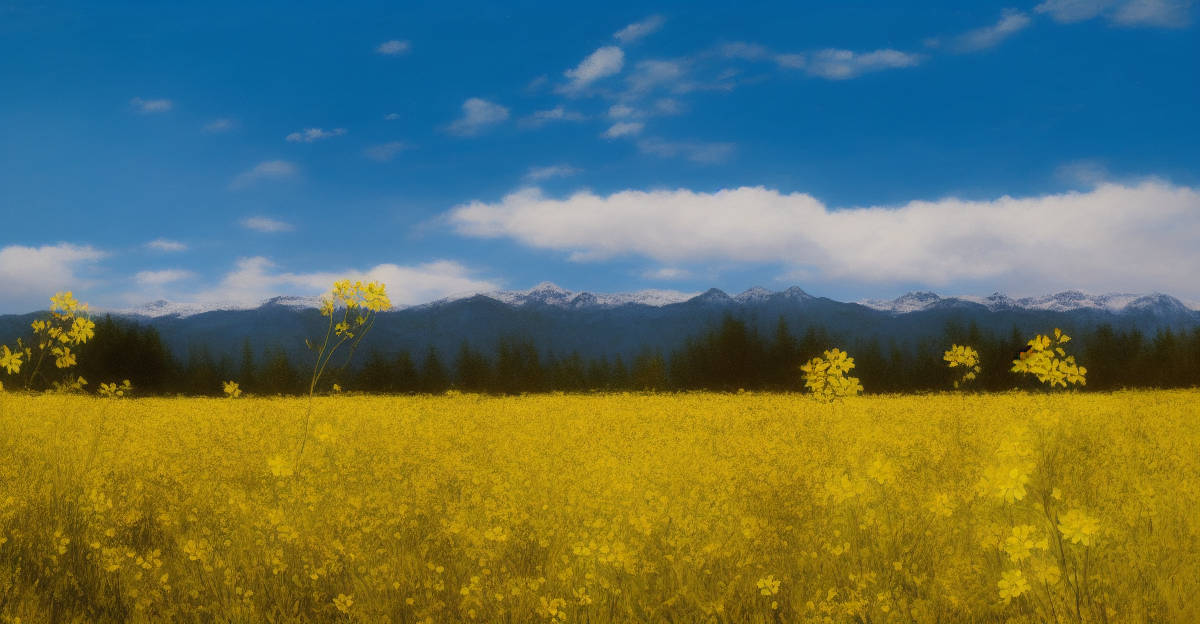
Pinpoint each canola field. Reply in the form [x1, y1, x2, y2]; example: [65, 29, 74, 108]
[1, 391, 1198, 623]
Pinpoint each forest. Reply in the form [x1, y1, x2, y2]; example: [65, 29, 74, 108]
[67, 314, 1200, 395]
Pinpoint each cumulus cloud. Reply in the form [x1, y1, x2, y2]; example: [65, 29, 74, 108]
[229, 160, 297, 190]
[1035, 0, 1191, 26]
[637, 138, 734, 163]
[949, 10, 1032, 52]
[285, 127, 346, 143]
[603, 121, 644, 138]
[200, 257, 499, 306]
[146, 238, 187, 252]
[561, 46, 625, 93]
[446, 182, 1200, 297]
[614, 15, 665, 43]
[0, 243, 106, 312]
[363, 141, 411, 162]
[803, 49, 922, 80]
[130, 97, 172, 114]
[446, 98, 509, 136]
[135, 269, 194, 286]
[524, 165, 580, 181]
[376, 39, 411, 55]
[240, 216, 295, 233]
[519, 106, 588, 128]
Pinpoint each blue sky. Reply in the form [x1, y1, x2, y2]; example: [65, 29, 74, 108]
[2, 0, 1198, 312]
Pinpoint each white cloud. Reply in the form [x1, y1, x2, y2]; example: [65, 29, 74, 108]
[774, 53, 806, 69]
[201, 257, 499, 306]
[146, 238, 187, 252]
[950, 10, 1032, 52]
[1035, 0, 1191, 26]
[376, 39, 411, 55]
[637, 138, 734, 163]
[524, 165, 580, 181]
[229, 160, 297, 190]
[603, 121, 644, 138]
[384, 113, 402, 120]
[135, 269, 195, 286]
[240, 216, 295, 233]
[446, 98, 510, 136]
[608, 104, 637, 118]
[804, 49, 922, 80]
[613, 15, 665, 43]
[285, 127, 346, 143]
[130, 97, 172, 114]
[1056, 160, 1110, 187]
[446, 181, 1200, 297]
[364, 141, 411, 162]
[519, 106, 588, 128]
[0, 243, 107, 312]
[561, 46, 625, 93]
[203, 118, 235, 132]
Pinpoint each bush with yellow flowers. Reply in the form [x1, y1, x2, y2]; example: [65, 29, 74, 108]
[1011, 328, 1087, 388]
[944, 344, 982, 389]
[800, 348, 863, 402]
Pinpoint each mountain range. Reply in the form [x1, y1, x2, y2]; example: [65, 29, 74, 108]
[3, 284, 1198, 362]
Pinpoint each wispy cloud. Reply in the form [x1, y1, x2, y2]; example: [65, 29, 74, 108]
[146, 238, 187, 252]
[561, 46, 625, 94]
[203, 118, 235, 132]
[637, 138, 734, 163]
[614, 15, 666, 43]
[447, 181, 1200, 297]
[285, 127, 346, 143]
[375, 39, 411, 55]
[229, 160, 297, 190]
[1035, 0, 1191, 27]
[135, 269, 195, 286]
[603, 121, 645, 138]
[524, 164, 581, 181]
[130, 97, 172, 114]
[446, 98, 509, 136]
[363, 141, 411, 162]
[947, 10, 1032, 52]
[803, 49, 922, 80]
[384, 112, 402, 120]
[239, 216, 295, 233]
[519, 106, 588, 128]
[642, 267, 693, 280]
[0, 243, 107, 312]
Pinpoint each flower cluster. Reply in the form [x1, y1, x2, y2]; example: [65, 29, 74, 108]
[800, 348, 863, 402]
[1011, 328, 1087, 388]
[0, 291, 95, 391]
[943, 344, 982, 389]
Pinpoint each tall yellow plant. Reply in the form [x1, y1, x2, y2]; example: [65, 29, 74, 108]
[293, 280, 390, 462]
[0, 291, 95, 392]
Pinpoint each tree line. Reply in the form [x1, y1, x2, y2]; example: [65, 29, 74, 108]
[65, 314, 1200, 396]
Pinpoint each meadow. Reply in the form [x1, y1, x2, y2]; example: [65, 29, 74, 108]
[1, 391, 1198, 623]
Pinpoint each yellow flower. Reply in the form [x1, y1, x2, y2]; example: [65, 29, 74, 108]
[1003, 525, 1044, 561]
[1058, 509, 1100, 546]
[756, 575, 781, 596]
[0, 345, 22, 375]
[268, 456, 294, 478]
[333, 593, 353, 613]
[997, 569, 1030, 604]
[223, 381, 242, 398]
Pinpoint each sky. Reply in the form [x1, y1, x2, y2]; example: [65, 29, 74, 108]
[1, 0, 1198, 313]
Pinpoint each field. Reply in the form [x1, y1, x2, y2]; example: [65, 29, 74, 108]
[0, 391, 1198, 623]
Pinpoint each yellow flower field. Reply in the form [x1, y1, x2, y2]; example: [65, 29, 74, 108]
[1, 391, 1198, 623]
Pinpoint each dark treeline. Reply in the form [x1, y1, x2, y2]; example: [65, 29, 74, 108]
[40, 314, 1200, 395]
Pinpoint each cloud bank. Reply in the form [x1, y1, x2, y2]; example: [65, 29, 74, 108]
[447, 181, 1200, 297]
